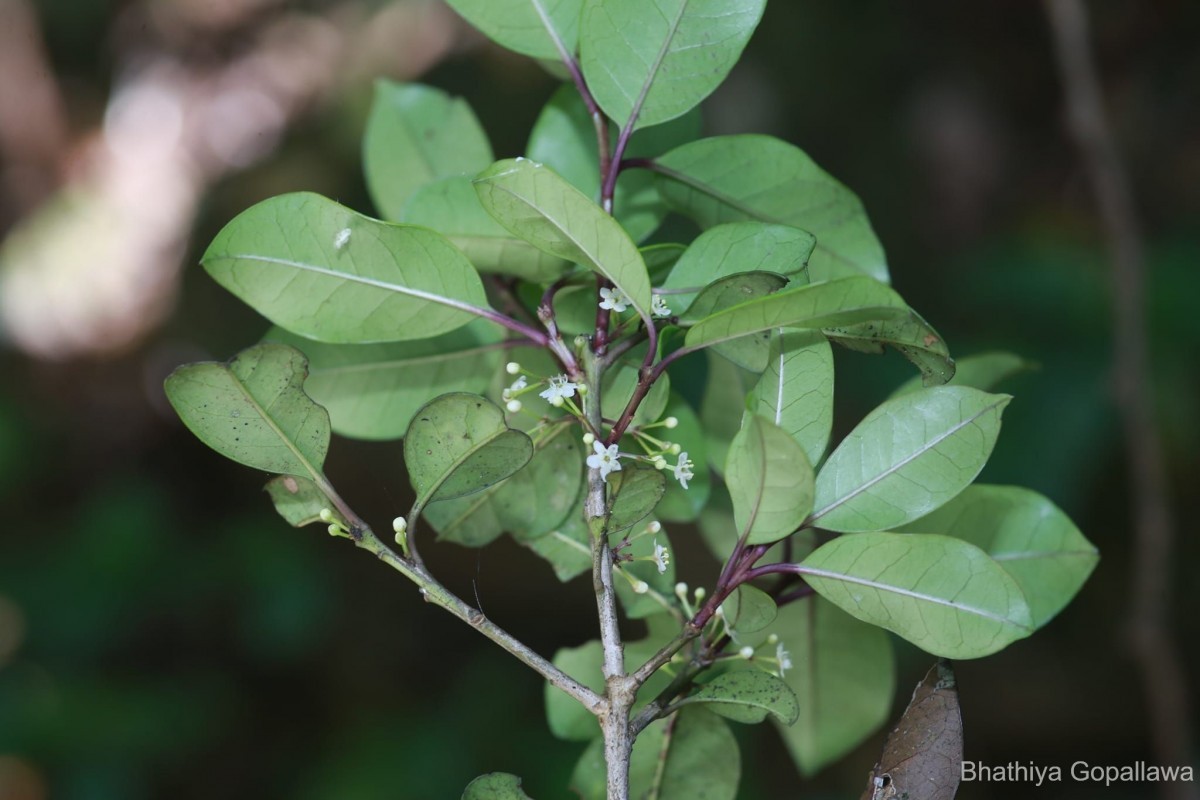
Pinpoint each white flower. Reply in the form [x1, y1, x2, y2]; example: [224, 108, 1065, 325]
[502, 375, 527, 400]
[652, 539, 670, 575]
[672, 452, 695, 489]
[776, 641, 793, 678]
[598, 287, 629, 313]
[651, 294, 672, 318]
[539, 374, 579, 406]
[586, 441, 623, 482]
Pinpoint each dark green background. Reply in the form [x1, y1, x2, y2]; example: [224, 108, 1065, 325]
[1, 1, 1197, 798]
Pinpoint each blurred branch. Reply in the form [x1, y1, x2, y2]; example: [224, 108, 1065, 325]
[1044, 0, 1196, 791]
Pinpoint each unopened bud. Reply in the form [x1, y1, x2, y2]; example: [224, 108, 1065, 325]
[739, 646, 755, 660]
[506, 399, 522, 413]
[669, 443, 682, 455]
[319, 508, 335, 523]
[664, 416, 678, 429]
[582, 432, 596, 446]
[646, 520, 662, 534]
[392, 517, 407, 534]
[693, 587, 706, 601]
[506, 361, 521, 375]
[632, 580, 649, 595]
[767, 633, 780, 645]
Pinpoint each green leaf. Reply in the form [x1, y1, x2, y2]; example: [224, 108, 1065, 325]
[579, 0, 766, 131]
[774, 597, 894, 777]
[656, 135, 889, 283]
[525, 490, 592, 581]
[725, 415, 814, 545]
[678, 669, 798, 725]
[643, 242, 687, 282]
[660, 222, 816, 314]
[461, 772, 533, 800]
[679, 271, 790, 325]
[425, 422, 585, 547]
[750, 329, 834, 466]
[720, 584, 776, 634]
[362, 81, 493, 222]
[203, 193, 490, 343]
[444, 0, 583, 60]
[614, 527, 676, 619]
[265, 475, 344, 528]
[403, 177, 568, 282]
[890, 351, 1033, 399]
[263, 319, 504, 441]
[653, 394, 710, 522]
[683, 277, 907, 359]
[404, 393, 534, 519]
[799, 532, 1034, 658]
[608, 467, 667, 534]
[699, 352, 750, 475]
[570, 708, 739, 800]
[896, 485, 1097, 628]
[474, 159, 653, 319]
[602, 355, 670, 427]
[826, 307, 955, 387]
[165, 344, 329, 478]
[527, 85, 700, 242]
[811, 387, 1011, 532]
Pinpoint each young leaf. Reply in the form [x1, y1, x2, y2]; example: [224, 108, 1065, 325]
[579, 0, 766, 131]
[750, 329, 834, 466]
[403, 177, 568, 282]
[678, 271, 790, 325]
[773, 597, 895, 777]
[362, 81, 493, 222]
[725, 414, 814, 545]
[404, 393, 534, 519]
[608, 467, 668, 534]
[203, 193, 490, 343]
[683, 277, 908, 358]
[679, 669, 798, 725]
[424, 423, 585, 547]
[570, 708, 739, 800]
[825, 307, 955, 387]
[660, 222, 816, 314]
[165, 344, 329, 479]
[896, 485, 1098, 628]
[890, 351, 1033, 399]
[264, 319, 504, 441]
[444, 0, 583, 61]
[656, 135, 889, 283]
[653, 394, 711, 522]
[720, 584, 777, 634]
[461, 772, 533, 800]
[799, 532, 1034, 658]
[527, 85, 701, 241]
[474, 159, 653, 320]
[860, 661, 962, 800]
[810, 387, 1010, 532]
[265, 475, 346, 528]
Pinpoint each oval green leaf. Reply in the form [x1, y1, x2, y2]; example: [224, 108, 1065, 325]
[678, 669, 799, 725]
[462, 772, 533, 800]
[750, 329, 834, 466]
[203, 193, 490, 343]
[811, 387, 1011, 532]
[265, 475, 344, 528]
[799, 532, 1034, 658]
[474, 159, 652, 319]
[720, 584, 776, 634]
[264, 318, 504, 441]
[580, 0, 766, 131]
[165, 344, 329, 479]
[444, 0, 583, 60]
[896, 485, 1097, 628]
[608, 467, 668, 534]
[362, 81, 493, 222]
[656, 135, 889, 283]
[725, 414, 814, 545]
[679, 271, 789, 325]
[404, 393, 534, 516]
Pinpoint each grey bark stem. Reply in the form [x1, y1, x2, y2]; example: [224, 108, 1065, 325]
[1044, 2, 1196, 796]
[583, 353, 635, 800]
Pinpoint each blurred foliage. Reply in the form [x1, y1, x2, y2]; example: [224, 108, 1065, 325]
[2, 0, 1198, 798]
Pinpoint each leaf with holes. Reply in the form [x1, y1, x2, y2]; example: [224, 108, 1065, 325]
[362, 81, 493, 221]
[165, 344, 330, 479]
[800, 533, 1033, 658]
[580, 0, 766, 131]
[657, 135, 889, 283]
[810, 387, 1010, 532]
[404, 393, 534, 522]
[725, 414, 814, 545]
[203, 193, 490, 343]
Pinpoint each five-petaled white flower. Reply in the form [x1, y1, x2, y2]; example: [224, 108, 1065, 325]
[651, 295, 672, 318]
[775, 642, 793, 678]
[586, 441, 622, 482]
[652, 539, 670, 575]
[598, 287, 629, 313]
[538, 374, 579, 406]
[502, 375, 527, 400]
[672, 452, 695, 489]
